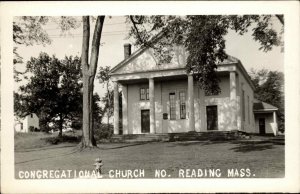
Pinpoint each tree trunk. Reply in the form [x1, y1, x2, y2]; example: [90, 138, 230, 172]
[80, 16, 105, 148]
[58, 114, 63, 137]
[82, 75, 96, 146]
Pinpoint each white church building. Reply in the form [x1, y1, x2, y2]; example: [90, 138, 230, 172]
[109, 43, 278, 136]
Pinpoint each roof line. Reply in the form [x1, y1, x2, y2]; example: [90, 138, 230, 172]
[109, 46, 147, 74]
[110, 67, 186, 76]
[235, 60, 255, 90]
[254, 109, 278, 111]
[109, 31, 165, 74]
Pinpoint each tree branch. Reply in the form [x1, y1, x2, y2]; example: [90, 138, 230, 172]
[129, 16, 168, 50]
[81, 16, 90, 73]
[129, 15, 146, 46]
[89, 16, 105, 76]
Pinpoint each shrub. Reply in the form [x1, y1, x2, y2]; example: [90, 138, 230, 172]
[39, 120, 52, 133]
[94, 123, 113, 140]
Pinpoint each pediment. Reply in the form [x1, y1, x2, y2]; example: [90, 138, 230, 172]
[110, 45, 187, 75]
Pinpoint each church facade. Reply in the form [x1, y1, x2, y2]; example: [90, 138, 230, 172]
[109, 44, 278, 136]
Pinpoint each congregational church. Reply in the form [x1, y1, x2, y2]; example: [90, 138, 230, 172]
[109, 42, 278, 136]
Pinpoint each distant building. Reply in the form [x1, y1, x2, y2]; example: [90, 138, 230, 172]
[253, 100, 278, 135]
[15, 113, 40, 133]
[108, 43, 279, 136]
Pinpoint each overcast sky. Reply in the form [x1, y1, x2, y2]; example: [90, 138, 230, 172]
[15, 16, 284, 97]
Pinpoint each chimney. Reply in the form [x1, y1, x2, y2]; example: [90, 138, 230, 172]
[124, 43, 131, 59]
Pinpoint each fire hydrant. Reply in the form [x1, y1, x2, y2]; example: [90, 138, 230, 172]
[94, 158, 103, 175]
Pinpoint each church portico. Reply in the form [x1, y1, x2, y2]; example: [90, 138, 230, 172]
[112, 74, 196, 135]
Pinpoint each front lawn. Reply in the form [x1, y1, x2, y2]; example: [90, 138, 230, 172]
[14, 132, 284, 178]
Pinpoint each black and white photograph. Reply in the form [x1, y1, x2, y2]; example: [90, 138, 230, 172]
[1, 1, 299, 193]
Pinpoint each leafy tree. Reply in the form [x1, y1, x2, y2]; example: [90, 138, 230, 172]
[13, 16, 80, 82]
[71, 93, 104, 133]
[14, 53, 82, 137]
[97, 66, 113, 131]
[128, 15, 284, 94]
[92, 93, 105, 127]
[12, 16, 100, 147]
[13, 17, 51, 82]
[249, 69, 285, 132]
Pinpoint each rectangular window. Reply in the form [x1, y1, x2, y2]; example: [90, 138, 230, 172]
[140, 88, 149, 100]
[140, 88, 145, 100]
[169, 93, 176, 120]
[146, 88, 149, 100]
[179, 92, 186, 119]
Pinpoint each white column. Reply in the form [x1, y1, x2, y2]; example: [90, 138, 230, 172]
[113, 81, 119, 135]
[122, 84, 128, 134]
[149, 78, 155, 133]
[273, 111, 278, 136]
[230, 71, 238, 130]
[188, 74, 195, 131]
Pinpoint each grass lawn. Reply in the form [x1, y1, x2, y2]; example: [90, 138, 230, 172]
[14, 132, 284, 179]
[14, 132, 56, 150]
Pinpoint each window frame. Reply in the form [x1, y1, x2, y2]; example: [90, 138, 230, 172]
[179, 91, 186, 119]
[146, 88, 149, 100]
[140, 87, 149, 101]
[169, 92, 176, 120]
[140, 88, 145, 100]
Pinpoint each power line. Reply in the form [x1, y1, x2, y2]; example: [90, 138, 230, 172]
[47, 33, 128, 38]
[47, 34, 127, 38]
[46, 30, 129, 37]
[43, 22, 127, 31]
[46, 30, 129, 35]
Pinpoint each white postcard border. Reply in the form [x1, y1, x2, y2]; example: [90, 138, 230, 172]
[1, 1, 299, 193]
